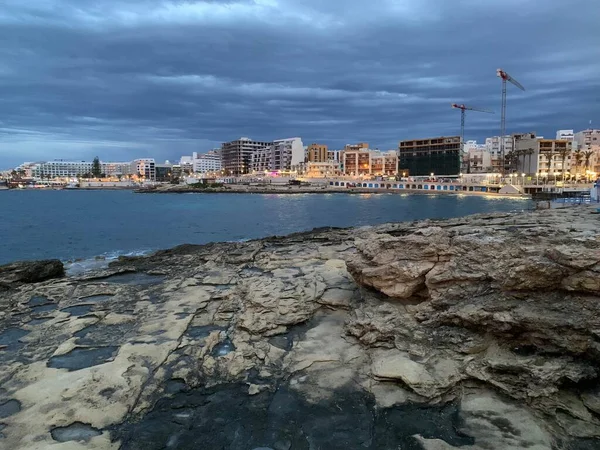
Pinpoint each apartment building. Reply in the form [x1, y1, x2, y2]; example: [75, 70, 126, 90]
[307, 144, 328, 162]
[398, 136, 461, 176]
[306, 162, 342, 178]
[194, 150, 222, 174]
[130, 158, 156, 180]
[250, 138, 304, 173]
[485, 136, 514, 171]
[467, 148, 492, 173]
[343, 149, 398, 176]
[574, 129, 600, 174]
[513, 133, 572, 175]
[221, 137, 273, 175]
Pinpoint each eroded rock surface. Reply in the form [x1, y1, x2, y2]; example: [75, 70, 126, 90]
[0, 207, 599, 449]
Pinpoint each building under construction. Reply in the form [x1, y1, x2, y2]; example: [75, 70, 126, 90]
[398, 136, 461, 176]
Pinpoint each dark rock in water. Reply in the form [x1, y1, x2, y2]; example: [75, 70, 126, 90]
[47, 346, 119, 371]
[0, 399, 21, 419]
[0, 260, 64, 291]
[50, 422, 102, 442]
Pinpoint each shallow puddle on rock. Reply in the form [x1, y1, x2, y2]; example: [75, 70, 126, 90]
[186, 325, 224, 339]
[61, 304, 95, 317]
[212, 338, 235, 357]
[95, 272, 165, 286]
[0, 328, 29, 347]
[30, 303, 58, 315]
[28, 296, 50, 307]
[74, 323, 134, 346]
[47, 346, 118, 371]
[0, 399, 21, 419]
[51, 422, 102, 442]
[27, 317, 52, 326]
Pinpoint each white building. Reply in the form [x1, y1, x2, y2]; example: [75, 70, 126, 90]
[193, 150, 222, 174]
[30, 160, 130, 178]
[556, 129, 574, 140]
[179, 156, 194, 174]
[467, 147, 492, 173]
[250, 138, 304, 173]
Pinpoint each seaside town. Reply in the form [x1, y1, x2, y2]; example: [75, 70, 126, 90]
[2, 128, 599, 201]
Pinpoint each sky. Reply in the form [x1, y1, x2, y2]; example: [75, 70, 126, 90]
[1, 0, 599, 169]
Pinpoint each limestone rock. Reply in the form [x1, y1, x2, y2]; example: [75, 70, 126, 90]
[0, 259, 64, 291]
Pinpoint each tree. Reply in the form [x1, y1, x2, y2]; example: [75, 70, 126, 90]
[583, 150, 594, 180]
[557, 147, 571, 183]
[92, 156, 102, 177]
[573, 149, 583, 178]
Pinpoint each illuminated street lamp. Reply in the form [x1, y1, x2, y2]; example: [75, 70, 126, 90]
[521, 172, 525, 186]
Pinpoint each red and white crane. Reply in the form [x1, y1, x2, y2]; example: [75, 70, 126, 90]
[451, 103, 494, 150]
[497, 69, 525, 172]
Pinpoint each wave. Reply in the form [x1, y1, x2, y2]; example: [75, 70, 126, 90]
[64, 249, 153, 276]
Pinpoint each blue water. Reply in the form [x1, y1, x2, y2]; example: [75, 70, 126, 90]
[0, 190, 531, 265]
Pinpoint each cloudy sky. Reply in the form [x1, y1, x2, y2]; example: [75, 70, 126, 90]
[1, 0, 599, 168]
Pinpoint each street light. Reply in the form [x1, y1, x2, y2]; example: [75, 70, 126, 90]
[521, 173, 525, 187]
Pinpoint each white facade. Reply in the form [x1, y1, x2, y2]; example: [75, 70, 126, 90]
[31, 160, 130, 178]
[485, 136, 514, 160]
[193, 150, 222, 174]
[468, 147, 492, 173]
[556, 129, 574, 140]
[250, 137, 304, 173]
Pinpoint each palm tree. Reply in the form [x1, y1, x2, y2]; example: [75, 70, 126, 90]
[573, 149, 583, 180]
[584, 150, 594, 181]
[557, 147, 571, 183]
[545, 151, 555, 178]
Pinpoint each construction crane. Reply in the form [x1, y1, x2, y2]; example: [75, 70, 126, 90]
[451, 103, 494, 150]
[497, 69, 525, 173]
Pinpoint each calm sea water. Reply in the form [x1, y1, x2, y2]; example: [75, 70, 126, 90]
[0, 190, 531, 268]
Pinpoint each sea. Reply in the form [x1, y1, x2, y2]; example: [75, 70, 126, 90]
[0, 190, 531, 274]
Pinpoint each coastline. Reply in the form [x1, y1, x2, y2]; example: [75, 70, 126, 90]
[1, 205, 599, 449]
[134, 186, 530, 199]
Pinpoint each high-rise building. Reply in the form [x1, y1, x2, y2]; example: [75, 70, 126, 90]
[485, 136, 514, 171]
[250, 138, 304, 173]
[221, 137, 273, 176]
[398, 136, 461, 176]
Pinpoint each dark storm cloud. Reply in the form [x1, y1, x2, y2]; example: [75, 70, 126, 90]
[1, 0, 599, 167]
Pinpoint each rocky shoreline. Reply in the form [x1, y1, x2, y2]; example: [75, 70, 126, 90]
[0, 206, 599, 449]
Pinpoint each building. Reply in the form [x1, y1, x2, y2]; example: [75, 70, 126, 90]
[305, 162, 342, 178]
[307, 144, 328, 163]
[556, 130, 574, 140]
[30, 160, 130, 178]
[485, 136, 514, 171]
[343, 149, 398, 177]
[179, 156, 194, 174]
[193, 150, 222, 174]
[399, 136, 461, 176]
[221, 137, 273, 176]
[513, 133, 573, 175]
[467, 147, 493, 173]
[130, 158, 156, 180]
[155, 163, 174, 182]
[574, 129, 600, 175]
[344, 142, 369, 152]
[250, 138, 304, 173]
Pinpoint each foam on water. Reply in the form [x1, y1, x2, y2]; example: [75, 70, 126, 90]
[65, 249, 152, 276]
